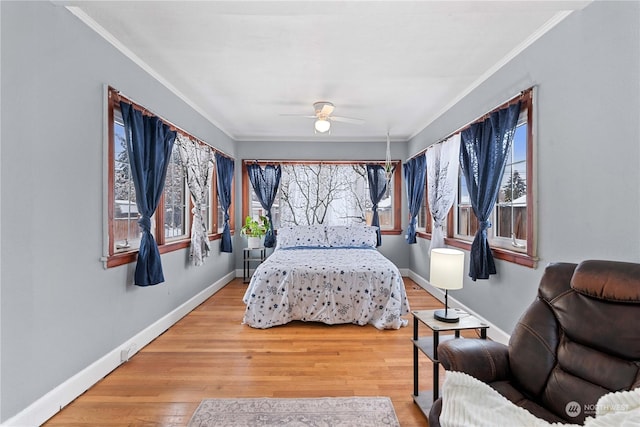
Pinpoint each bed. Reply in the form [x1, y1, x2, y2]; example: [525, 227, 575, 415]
[242, 225, 410, 330]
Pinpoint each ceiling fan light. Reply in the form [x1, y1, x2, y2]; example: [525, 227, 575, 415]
[314, 119, 331, 133]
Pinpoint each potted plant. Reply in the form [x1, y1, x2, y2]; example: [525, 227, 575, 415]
[240, 215, 269, 248]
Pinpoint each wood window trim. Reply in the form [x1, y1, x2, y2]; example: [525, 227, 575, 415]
[417, 88, 537, 269]
[241, 160, 402, 234]
[416, 174, 432, 238]
[443, 240, 538, 269]
[106, 86, 233, 269]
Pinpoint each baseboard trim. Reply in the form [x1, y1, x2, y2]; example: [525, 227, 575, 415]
[407, 270, 511, 345]
[4, 270, 507, 426]
[2, 272, 235, 427]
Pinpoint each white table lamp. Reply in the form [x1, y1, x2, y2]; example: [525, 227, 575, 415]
[430, 248, 464, 323]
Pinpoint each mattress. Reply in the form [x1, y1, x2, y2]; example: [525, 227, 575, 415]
[242, 247, 410, 330]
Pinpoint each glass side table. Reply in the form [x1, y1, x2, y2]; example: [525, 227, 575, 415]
[411, 309, 489, 418]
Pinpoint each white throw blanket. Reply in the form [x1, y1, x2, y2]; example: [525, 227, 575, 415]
[440, 371, 640, 427]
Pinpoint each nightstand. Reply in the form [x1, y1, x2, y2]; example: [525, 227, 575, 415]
[243, 247, 266, 283]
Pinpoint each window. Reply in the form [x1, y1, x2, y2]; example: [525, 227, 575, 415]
[217, 193, 225, 234]
[417, 178, 432, 235]
[494, 117, 528, 249]
[112, 107, 144, 252]
[243, 161, 402, 233]
[455, 120, 528, 248]
[418, 88, 535, 267]
[163, 145, 189, 241]
[106, 87, 231, 268]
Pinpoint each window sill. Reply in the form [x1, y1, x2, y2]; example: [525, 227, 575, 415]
[443, 237, 537, 268]
[381, 228, 403, 235]
[416, 232, 536, 268]
[416, 230, 432, 239]
[105, 232, 227, 268]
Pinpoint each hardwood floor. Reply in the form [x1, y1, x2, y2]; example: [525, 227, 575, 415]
[44, 278, 445, 426]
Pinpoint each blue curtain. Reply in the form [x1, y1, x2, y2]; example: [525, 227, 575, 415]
[247, 163, 281, 248]
[215, 152, 234, 253]
[119, 102, 176, 286]
[460, 101, 521, 280]
[366, 164, 387, 247]
[403, 153, 426, 244]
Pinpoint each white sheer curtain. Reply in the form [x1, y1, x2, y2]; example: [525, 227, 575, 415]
[176, 134, 214, 266]
[426, 134, 460, 250]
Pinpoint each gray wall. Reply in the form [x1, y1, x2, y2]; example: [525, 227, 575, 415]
[0, 1, 236, 421]
[407, 1, 640, 333]
[234, 140, 410, 268]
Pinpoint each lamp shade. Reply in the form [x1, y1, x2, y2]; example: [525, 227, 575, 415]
[314, 119, 331, 133]
[430, 248, 464, 290]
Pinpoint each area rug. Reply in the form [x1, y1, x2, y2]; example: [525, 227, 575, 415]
[187, 396, 400, 427]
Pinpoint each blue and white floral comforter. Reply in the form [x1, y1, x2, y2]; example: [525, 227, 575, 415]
[242, 247, 410, 330]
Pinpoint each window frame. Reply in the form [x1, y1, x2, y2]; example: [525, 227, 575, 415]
[163, 143, 190, 243]
[416, 175, 433, 236]
[105, 87, 233, 268]
[455, 110, 529, 252]
[419, 88, 537, 268]
[242, 160, 403, 235]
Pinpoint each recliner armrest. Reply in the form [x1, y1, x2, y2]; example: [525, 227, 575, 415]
[438, 338, 510, 383]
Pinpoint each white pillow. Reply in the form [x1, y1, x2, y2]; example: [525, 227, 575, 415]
[326, 225, 378, 248]
[276, 225, 329, 249]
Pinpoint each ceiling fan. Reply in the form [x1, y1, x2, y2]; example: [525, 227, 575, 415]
[283, 101, 364, 134]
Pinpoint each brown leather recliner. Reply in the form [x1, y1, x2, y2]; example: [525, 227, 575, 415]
[428, 260, 640, 426]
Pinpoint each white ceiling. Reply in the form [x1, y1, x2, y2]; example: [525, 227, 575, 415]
[63, 1, 590, 142]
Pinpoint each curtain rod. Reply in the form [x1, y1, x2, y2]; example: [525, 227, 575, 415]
[406, 87, 534, 162]
[109, 86, 234, 160]
[242, 159, 401, 165]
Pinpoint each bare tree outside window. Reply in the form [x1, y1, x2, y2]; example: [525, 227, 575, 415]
[245, 161, 398, 231]
[250, 163, 374, 227]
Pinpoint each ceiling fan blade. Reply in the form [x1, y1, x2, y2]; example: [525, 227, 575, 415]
[320, 104, 335, 116]
[280, 114, 317, 119]
[330, 116, 364, 125]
